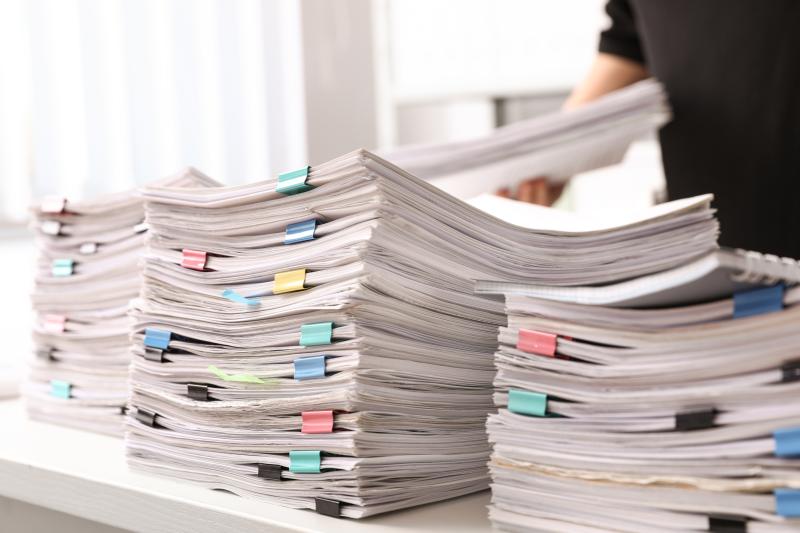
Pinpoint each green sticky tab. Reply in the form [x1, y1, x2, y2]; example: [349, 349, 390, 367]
[508, 389, 548, 417]
[299, 322, 333, 347]
[50, 380, 71, 399]
[276, 166, 313, 195]
[52, 259, 74, 277]
[208, 365, 275, 385]
[289, 450, 321, 473]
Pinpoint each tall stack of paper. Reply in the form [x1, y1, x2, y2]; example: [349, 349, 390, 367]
[382, 79, 669, 199]
[27, 171, 213, 435]
[126, 149, 718, 518]
[485, 249, 800, 531]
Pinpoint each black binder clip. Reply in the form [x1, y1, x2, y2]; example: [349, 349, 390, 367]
[187, 383, 210, 401]
[782, 360, 800, 383]
[119, 406, 128, 416]
[675, 407, 716, 431]
[315, 497, 341, 518]
[143, 347, 165, 363]
[134, 408, 157, 427]
[709, 514, 747, 532]
[257, 464, 283, 481]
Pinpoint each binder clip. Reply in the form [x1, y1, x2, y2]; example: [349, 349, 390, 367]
[289, 450, 321, 473]
[775, 489, 800, 517]
[276, 166, 313, 195]
[134, 408, 158, 427]
[41, 220, 61, 236]
[294, 355, 326, 381]
[284, 219, 317, 244]
[508, 389, 548, 417]
[299, 322, 333, 346]
[516, 329, 557, 357]
[675, 407, 716, 431]
[302, 411, 334, 434]
[782, 360, 800, 383]
[733, 284, 784, 319]
[187, 383, 210, 401]
[144, 328, 171, 350]
[257, 464, 283, 481]
[181, 249, 207, 271]
[50, 380, 71, 399]
[708, 515, 747, 532]
[52, 258, 74, 277]
[273, 269, 307, 294]
[315, 497, 341, 518]
[774, 427, 800, 457]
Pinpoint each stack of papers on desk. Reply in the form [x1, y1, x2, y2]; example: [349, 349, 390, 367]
[485, 252, 800, 531]
[125, 149, 718, 518]
[26, 171, 213, 435]
[382, 79, 670, 199]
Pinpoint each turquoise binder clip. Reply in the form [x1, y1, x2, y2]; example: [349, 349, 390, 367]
[294, 355, 326, 381]
[775, 489, 800, 517]
[774, 427, 800, 457]
[508, 389, 548, 417]
[289, 450, 321, 473]
[52, 259, 74, 277]
[144, 328, 171, 350]
[276, 166, 313, 195]
[50, 380, 71, 399]
[299, 322, 333, 347]
[284, 219, 317, 244]
[733, 284, 784, 319]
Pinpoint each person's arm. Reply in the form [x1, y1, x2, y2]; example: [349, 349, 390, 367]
[563, 52, 649, 110]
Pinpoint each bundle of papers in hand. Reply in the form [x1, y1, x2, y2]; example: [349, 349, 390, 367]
[382, 79, 670, 199]
[485, 250, 800, 532]
[26, 171, 213, 435]
[125, 149, 718, 518]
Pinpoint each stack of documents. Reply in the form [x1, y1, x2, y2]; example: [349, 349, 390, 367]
[125, 149, 719, 518]
[485, 249, 800, 531]
[383, 79, 669, 199]
[27, 171, 212, 435]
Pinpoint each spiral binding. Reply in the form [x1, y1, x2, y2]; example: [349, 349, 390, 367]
[729, 248, 800, 285]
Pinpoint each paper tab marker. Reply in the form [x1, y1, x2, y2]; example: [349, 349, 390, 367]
[52, 258, 74, 277]
[276, 166, 313, 195]
[187, 383, 210, 401]
[221, 289, 261, 306]
[284, 219, 317, 244]
[315, 497, 341, 518]
[143, 347, 165, 363]
[300, 322, 333, 347]
[675, 407, 716, 431]
[775, 489, 800, 517]
[43, 314, 66, 334]
[143, 328, 171, 350]
[257, 464, 283, 481]
[302, 410, 334, 434]
[289, 450, 321, 473]
[181, 249, 207, 271]
[774, 427, 800, 457]
[41, 196, 66, 214]
[41, 220, 61, 236]
[208, 365, 271, 385]
[294, 355, 326, 381]
[273, 269, 307, 294]
[508, 389, 548, 417]
[733, 284, 784, 319]
[50, 380, 71, 399]
[517, 329, 557, 357]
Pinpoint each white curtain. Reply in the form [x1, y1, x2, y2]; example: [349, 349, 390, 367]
[0, 0, 308, 222]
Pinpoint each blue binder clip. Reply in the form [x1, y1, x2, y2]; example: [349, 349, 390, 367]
[222, 289, 261, 306]
[733, 284, 784, 319]
[294, 355, 326, 381]
[144, 328, 171, 350]
[774, 427, 800, 457]
[276, 166, 313, 195]
[775, 489, 800, 517]
[284, 219, 317, 245]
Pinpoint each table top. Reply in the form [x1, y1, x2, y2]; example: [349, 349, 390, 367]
[0, 398, 492, 533]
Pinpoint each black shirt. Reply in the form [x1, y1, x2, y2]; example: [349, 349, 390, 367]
[599, 0, 800, 258]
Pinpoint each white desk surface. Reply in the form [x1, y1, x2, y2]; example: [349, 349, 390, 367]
[0, 399, 492, 532]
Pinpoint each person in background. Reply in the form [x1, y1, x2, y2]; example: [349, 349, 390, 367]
[510, 0, 800, 259]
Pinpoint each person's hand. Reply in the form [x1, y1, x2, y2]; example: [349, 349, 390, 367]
[496, 177, 565, 206]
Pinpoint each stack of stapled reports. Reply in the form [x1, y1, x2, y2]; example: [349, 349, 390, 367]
[27, 170, 214, 435]
[125, 149, 718, 519]
[486, 251, 800, 532]
[382, 78, 670, 200]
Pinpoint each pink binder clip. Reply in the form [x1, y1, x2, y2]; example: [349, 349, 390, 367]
[516, 329, 557, 357]
[301, 410, 334, 434]
[43, 314, 67, 334]
[181, 249, 207, 271]
[41, 196, 66, 214]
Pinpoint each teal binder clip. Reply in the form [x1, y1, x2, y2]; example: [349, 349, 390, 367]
[508, 389, 548, 417]
[276, 166, 313, 195]
[300, 322, 333, 347]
